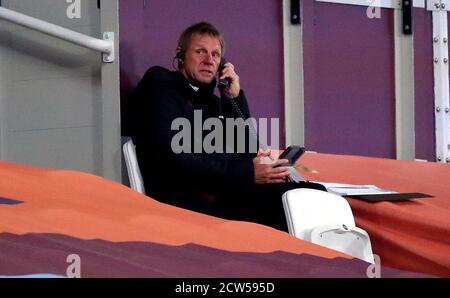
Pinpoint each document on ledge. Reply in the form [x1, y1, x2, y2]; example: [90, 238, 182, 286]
[314, 182, 398, 196]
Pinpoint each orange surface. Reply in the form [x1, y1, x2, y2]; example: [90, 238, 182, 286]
[0, 160, 347, 260]
[299, 152, 450, 277]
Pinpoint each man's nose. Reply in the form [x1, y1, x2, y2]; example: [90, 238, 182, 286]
[203, 53, 214, 64]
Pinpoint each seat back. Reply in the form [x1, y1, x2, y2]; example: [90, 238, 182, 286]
[123, 139, 145, 194]
[283, 188, 355, 240]
[282, 188, 374, 263]
[310, 224, 374, 263]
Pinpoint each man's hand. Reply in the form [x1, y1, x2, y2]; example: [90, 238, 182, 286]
[219, 62, 240, 98]
[253, 149, 290, 184]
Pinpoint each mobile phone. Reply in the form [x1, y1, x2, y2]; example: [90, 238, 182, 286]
[278, 145, 305, 166]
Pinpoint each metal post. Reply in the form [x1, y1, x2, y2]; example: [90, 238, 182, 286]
[100, 0, 121, 181]
[283, 0, 305, 147]
[395, 7, 416, 160]
[430, 0, 450, 163]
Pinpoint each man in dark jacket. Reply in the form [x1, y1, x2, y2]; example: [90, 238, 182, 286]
[131, 22, 325, 231]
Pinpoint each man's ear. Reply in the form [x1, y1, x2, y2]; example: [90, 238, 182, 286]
[175, 47, 184, 62]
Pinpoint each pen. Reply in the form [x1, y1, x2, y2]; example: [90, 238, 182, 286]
[263, 148, 275, 161]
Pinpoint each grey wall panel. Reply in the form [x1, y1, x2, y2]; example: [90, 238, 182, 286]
[7, 126, 99, 173]
[0, 0, 117, 177]
[8, 26, 101, 82]
[0, 14, 21, 31]
[8, 76, 100, 131]
[0, 25, 12, 158]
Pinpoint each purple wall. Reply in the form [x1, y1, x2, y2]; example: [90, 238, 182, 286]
[302, 2, 396, 158]
[414, 8, 435, 161]
[120, 0, 285, 147]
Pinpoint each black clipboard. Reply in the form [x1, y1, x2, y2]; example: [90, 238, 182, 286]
[346, 192, 433, 202]
[0, 197, 23, 205]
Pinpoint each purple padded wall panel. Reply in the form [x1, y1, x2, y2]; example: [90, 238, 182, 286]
[120, 0, 285, 146]
[302, 2, 396, 158]
[413, 8, 435, 161]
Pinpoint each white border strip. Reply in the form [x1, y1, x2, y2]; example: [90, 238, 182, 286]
[316, 0, 425, 9]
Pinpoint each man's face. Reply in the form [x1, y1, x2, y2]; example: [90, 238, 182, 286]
[180, 34, 222, 84]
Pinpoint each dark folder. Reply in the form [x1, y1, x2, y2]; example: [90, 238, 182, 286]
[0, 197, 24, 205]
[347, 193, 433, 202]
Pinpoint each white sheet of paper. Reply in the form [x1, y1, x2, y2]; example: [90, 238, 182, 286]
[313, 182, 398, 196]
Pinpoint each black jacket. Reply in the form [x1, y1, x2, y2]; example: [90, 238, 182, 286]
[131, 66, 256, 213]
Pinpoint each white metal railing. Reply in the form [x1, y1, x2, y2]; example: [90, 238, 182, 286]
[0, 6, 114, 63]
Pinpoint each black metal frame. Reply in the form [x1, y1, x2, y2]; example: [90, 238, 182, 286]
[402, 0, 413, 35]
[291, 0, 301, 25]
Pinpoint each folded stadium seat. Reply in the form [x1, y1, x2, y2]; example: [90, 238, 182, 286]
[282, 188, 374, 263]
[123, 139, 145, 194]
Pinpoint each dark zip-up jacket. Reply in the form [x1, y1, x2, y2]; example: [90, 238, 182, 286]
[131, 66, 256, 214]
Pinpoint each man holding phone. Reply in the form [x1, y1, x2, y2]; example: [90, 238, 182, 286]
[131, 22, 325, 231]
